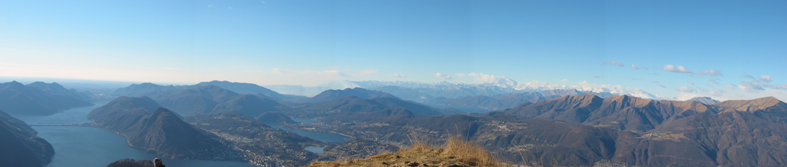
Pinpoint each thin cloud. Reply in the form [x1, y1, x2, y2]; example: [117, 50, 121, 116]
[724, 84, 736, 89]
[391, 74, 407, 78]
[630, 64, 648, 70]
[696, 69, 723, 77]
[562, 79, 568, 82]
[434, 73, 451, 80]
[662, 64, 692, 73]
[743, 73, 755, 80]
[739, 81, 766, 92]
[688, 81, 694, 85]
[456, 73, 466, 77]
[760, 75, 772, 82]
[708, 78, 721, 85]
[770, 84, 787, 90]
[603, 61, 624, 67]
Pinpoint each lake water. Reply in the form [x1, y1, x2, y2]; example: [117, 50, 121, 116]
[11, 104, 256, 167]
[259, 118, 344, 154]
[264, 121, 347, 143]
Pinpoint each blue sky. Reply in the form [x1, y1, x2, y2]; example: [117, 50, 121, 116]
[1, 0, 786, 100]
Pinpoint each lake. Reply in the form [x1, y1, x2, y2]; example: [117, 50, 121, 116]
[11, 104, 257, 167]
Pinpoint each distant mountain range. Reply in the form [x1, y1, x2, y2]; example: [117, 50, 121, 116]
[0, 109, 55, 167]
[113, 80, 308, 102]
[266, 80, 664, 103]
[425, 89, 617, 111]
[0, 81, 93, 115]
[289, 96, 462, 118]
[115, 84, 294, 117]
[308, 88, 397, 103]
[289, 94, 787, 166]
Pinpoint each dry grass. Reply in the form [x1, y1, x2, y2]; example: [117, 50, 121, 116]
[306, 135, 501, 167]
[441, 136, 499, 167]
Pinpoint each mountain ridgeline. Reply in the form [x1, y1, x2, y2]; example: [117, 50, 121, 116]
[0, 109, 55, 167]
[425, 89, 616, 111]
[0, 81, 93, 115]
[87, 97, 242, 160]
[113, 80, 308, 102]
[102, 81, 787, 166]
[292, 94, 787, 167]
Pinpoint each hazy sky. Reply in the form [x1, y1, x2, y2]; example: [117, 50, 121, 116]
[1, 0, 786, 100]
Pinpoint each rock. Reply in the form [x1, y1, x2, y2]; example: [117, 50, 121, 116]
[154, 158, 165, 167]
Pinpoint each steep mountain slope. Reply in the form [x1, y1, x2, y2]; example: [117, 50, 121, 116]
[152, 85, 240, 114]
[0, 81, 93, 115]
[123, 108, 240, 159]
[87, 96, 161, 132]
[0, 109, 55, 167]
[88, 97, 241, 160]
[501, 94, 715, 131]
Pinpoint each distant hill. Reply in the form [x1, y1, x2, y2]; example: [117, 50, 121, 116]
[0, 81, 93, 115]
[687, 96, 720, 104]
[292, 96, 458, 118]
[113, 81, 308, 102]
[112, 83, 186, 97]
[196, 80, 308, 101]
[151, 85, 239, 114]
[309, 88, 397, 102]
[0, 109, 55, 167]
[88, 97, 242, 160]
[149, 86, 293, 117]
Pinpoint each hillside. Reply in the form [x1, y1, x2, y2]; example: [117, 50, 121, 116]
[196, 80, 308, 101]
[88, 97, 242, 160]
[0, 109, 55, 167]
[307, 136, 499, 167]
[0, 81, 93, 115]
[291, 96, 455, 118]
